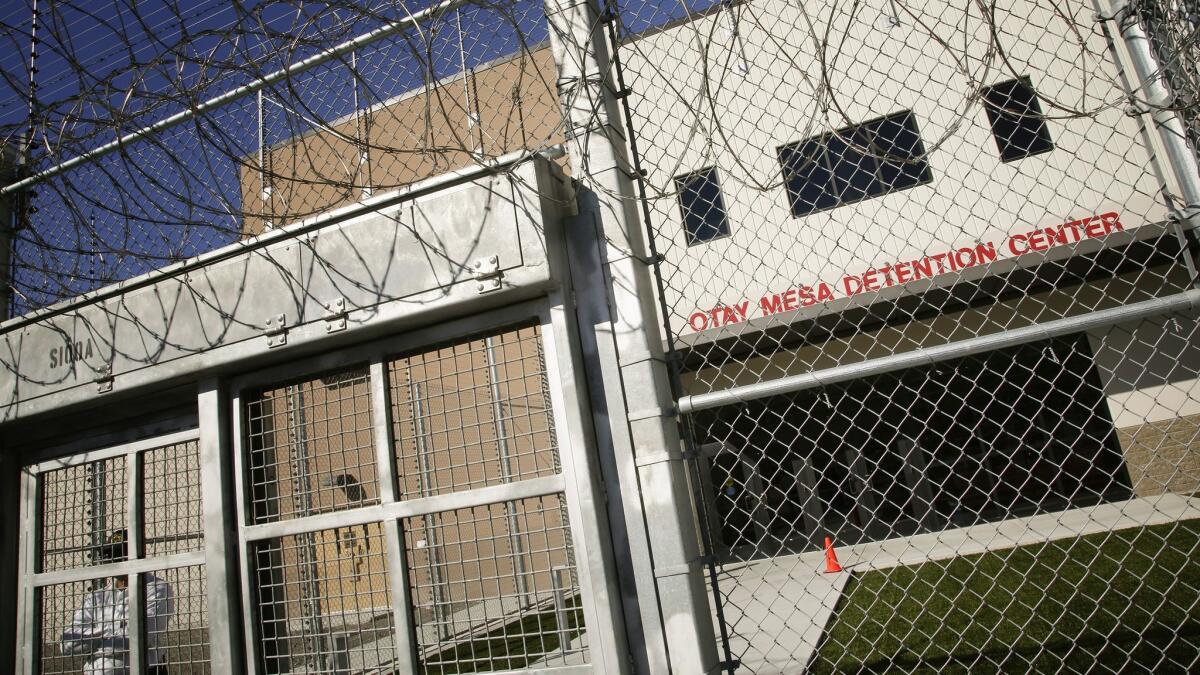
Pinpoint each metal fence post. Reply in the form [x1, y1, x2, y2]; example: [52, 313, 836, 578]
[1101, 0, 1200, 227]
[198, 378, 244, 671]
[544, 0, 721, 673]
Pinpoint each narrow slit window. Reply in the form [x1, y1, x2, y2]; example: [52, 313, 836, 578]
[676, 167, 732, 245]
[982, 77, 1054, 162]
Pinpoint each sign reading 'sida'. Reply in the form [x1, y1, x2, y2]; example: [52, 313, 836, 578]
[49, 338, 95, 369]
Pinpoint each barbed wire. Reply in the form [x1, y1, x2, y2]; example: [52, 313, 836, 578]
[0, 0, 1195, 317]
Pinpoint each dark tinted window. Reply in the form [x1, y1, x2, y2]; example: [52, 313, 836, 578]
[982, 77, 1054, 162]
[779, 110, 932, 218]
[676, 167, 732, 245]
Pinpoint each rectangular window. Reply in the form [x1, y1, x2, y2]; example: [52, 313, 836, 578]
[779, 110, 932, 218]
[675, 167, 732, 245]
[982, 77, 1054, 162]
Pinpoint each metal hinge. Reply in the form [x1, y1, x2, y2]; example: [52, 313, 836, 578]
[95, 364, 113, 394]
[472, 255, 502, 293]
[324, 297, 347, 333]
[264, 314, 288, 348]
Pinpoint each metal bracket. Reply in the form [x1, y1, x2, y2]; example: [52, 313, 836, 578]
[95, 365, 113, 393]
[324, 297, 347, 333]
[1125, 102, 1149, 116]
[472, 255, 502, 293]
[264, 314, 288, 348]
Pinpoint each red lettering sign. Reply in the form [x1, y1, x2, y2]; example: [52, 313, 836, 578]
[687, 212, 1126, 331]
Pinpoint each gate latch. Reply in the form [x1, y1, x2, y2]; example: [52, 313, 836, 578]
[264, 314, 288, 348]
[472, 256, 502, 293]
[324, 297, 347, 333]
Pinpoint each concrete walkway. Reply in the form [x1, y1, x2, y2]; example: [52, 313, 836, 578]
[710, 493, 1200, 674]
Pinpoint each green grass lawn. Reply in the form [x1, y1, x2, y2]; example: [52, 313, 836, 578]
[810, 519, 1200, 674]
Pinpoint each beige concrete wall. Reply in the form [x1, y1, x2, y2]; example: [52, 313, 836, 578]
[1116, 413, 1200, 497]
[240, 48, 562, 235]
[1087, 294, 1200, 497]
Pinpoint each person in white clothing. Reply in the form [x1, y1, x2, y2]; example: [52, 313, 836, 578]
[60, 531, 175, 675]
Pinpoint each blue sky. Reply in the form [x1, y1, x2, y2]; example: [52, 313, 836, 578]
[0, 0, 718, 313]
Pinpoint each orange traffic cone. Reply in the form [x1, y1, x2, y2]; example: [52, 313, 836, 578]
[823, 536, 843, 573]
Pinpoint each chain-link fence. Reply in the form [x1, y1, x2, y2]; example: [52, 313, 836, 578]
[4, 0, 1200, 672]
[608, 0, 1200, 671]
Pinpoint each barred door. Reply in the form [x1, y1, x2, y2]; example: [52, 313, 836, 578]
[230, 304, 625, 674]
[19, 431, 213, 674]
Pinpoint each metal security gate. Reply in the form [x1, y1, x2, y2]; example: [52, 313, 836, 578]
[18, 430, 212, 674]
[229, 301, 626, 674]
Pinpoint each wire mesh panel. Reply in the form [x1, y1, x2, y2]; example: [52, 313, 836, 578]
[252, 523, 396, 674]
[39, 457, 128, 572]
[245, 367, 380, 525]
[143, 441, 205, 557]
[24, 433, 212, 672]
[403, 494, 587, 673]
[389, 325, 561, 499]
[38, 579, 128, 675]
[146, 565, 211, 674]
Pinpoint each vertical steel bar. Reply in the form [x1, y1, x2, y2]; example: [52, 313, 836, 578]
[540, 301, 632, 674]
[369, 360, 419, 672]
[88, 461, 103, 563]
[552, 565, 570, 654]
[455, 8, 482, 153]
[127, 449, 144, 675]
[351, 49, 372, 200]
[1104, 0, 1200, 219]
[286, 385, 327, 667]
[1092, 4, 1199, 283]
[408, 377, 448, 641]
[230, 391, 264, 675]
[199, 379, 243, 671]
[16, 469, 39, 673]
[484, 336, 530, 606]
[257, 89, 269, 229]
[127, 569, 144, 675]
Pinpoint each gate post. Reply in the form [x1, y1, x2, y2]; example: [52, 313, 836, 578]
[544, 1, 721, 673]
[198, 378, 244, 671]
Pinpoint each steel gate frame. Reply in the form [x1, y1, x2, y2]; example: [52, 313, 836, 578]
[16, 428, 205, 674]
[226, 296, 629, 675]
